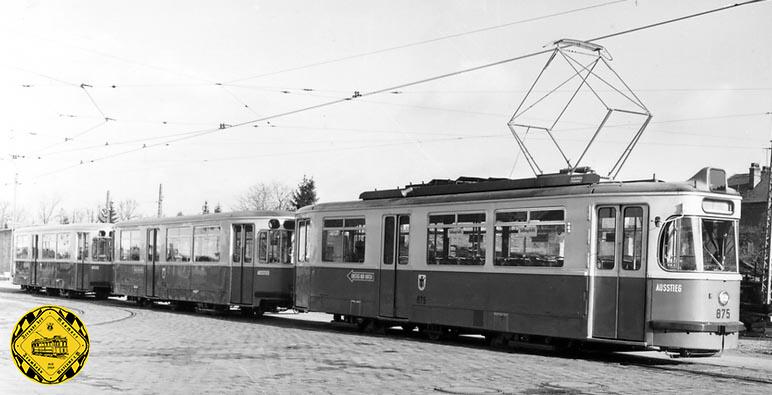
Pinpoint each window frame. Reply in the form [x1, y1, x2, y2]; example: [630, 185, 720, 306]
[193, 225, 221, 263]
[426, 211, 487, 266]
[493, 207, 566, 268]
[166, 226, 193, 262]
[15, 234, 31, 260]
[321, 217, 366, 263]
[119, 229, 143, 262]
[296, 219, 310, 263]
[701, 218, 738, 273]
[41, 233, 57, 260]
[657, 215, 699, 272]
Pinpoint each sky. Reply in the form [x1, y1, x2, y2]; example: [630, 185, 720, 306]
[0, 0, 771, 223]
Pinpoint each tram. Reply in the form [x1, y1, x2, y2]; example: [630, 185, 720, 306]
[294, 167, 742, 354]
[12, 223, 114, 298]
[112, 211, 295, 314]
[31, 336, 68, 358]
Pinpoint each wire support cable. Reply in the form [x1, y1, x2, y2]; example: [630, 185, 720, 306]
[27, 0, 769, 180]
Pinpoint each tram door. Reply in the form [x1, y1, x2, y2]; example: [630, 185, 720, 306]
[592, 205, 647, 341]
[379, 215, 410, 318]
[146, 228, 159, 297]
[230, 224, 255, 304]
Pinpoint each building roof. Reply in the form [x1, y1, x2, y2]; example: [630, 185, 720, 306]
[728, 166, 769, 204]
[744, 176, 770, 204]
[727, 173, 749, 188]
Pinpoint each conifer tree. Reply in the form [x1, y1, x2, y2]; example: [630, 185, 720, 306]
[291, 175, 318, 210]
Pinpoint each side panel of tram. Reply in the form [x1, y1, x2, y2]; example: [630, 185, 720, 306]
[113, 214, 294, 310]
[295, 196, 593, 340]
[12, 224, 114, 295]
[296, 185, 742, 351]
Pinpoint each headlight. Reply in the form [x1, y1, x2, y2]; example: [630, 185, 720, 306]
[718, 291, 730, 306]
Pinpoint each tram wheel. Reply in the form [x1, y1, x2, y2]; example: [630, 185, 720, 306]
[354, 318, 369, 332]
[423, 324, 443, 341]
[94, 289, 109, 300]
[401, 324, 418, 334]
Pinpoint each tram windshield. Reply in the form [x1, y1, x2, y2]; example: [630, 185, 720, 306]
[659, 216, 737, 273]
[701, 219, 737, 272]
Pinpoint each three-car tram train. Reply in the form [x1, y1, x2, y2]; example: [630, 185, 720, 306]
[11, 167, 744, 354]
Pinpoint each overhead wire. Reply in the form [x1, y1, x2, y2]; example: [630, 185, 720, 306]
[79, 84, 109, 120]
[21, 0, 771, 180]
[223, 0, 630, 84]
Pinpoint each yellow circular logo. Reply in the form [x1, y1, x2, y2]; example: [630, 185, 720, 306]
[10, 305, 90, 385]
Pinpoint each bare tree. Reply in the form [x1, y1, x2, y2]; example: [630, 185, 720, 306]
[0, 200, 30, 227]
[56, 208, 70, 224]
[0, 201, 10, 228]
[234, 181, 293, 211]
[71, 205, 99, 223]
[37, 196, 62, 224]
[117, 199, 140, 221]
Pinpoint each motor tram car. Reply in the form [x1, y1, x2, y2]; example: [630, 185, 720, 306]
[12, 223, 114, 298]
[113, 211, 295, 314]
[31, 336, 68, 358]
[294, 167, 742, 354]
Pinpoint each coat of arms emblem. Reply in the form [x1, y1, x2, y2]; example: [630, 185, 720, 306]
[417, 274, 427, 291]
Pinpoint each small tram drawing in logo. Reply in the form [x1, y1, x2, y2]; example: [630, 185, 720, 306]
[31, 336, 69, 358]
[10, 305, 90, 385]
[417, 274, 427, 291]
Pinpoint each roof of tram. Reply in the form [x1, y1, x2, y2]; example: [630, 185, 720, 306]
[299, 167, 739, 212]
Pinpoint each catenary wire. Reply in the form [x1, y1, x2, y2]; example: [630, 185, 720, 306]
[20, 0, 770, 180]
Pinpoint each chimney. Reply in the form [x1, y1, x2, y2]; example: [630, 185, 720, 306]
[750, 162, 761, 189]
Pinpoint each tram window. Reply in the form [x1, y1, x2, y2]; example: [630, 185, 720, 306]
[166, 227, 192, 262]
[494, 208, 564, 267]
[530, 210, 564, 222]
[659, 217, 697, 271]
[622, 207, 643, 271]
[596, 208, 616, 270]
[77, 233, 90, 261]
[398, 216, 410, 264]
[120, 230, 143, 261]
[383, 217, 395, 265]
[427, 213, 485, 265]
[92, 237, 113, 262]
[258, 231, 268, 262]
[269, 231, 281, 263]
[15, 235, 30, 259]
[297, 219, 309, 263]
[244, 224, 254, 263]
[233, 225, 243, 263]
[56, 233, 72, 259]
[322, 217, 366, 263]
[41, 234, 56, 259]
[495, 211, 526, 223]
[260, 230, 289, 263]
[194, 226, 221, 262]
[146, 230, 159, 262]
[281, 231, 292, 264]
[265, 230, 289, 263]
[702, 219, 737, 272]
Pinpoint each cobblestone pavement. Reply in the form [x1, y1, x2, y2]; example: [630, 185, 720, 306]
[1, 282, 771, 394]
